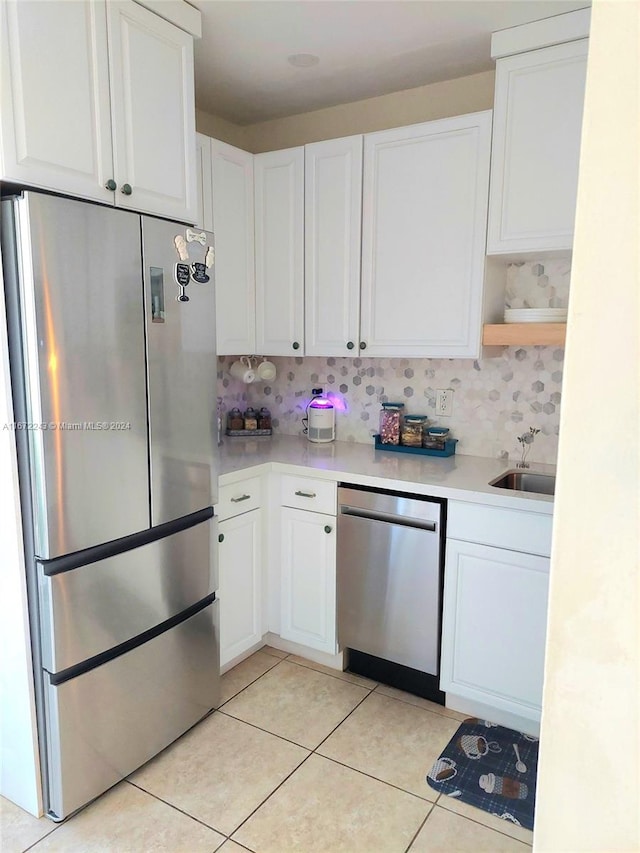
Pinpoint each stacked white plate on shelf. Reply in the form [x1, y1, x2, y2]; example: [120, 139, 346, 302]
[504, 308, 568, 324]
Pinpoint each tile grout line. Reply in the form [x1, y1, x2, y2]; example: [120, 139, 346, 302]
[20, 823, 60, 853]
[218, 656, 284, 709]
[286, 656, 378, 690]
[403, 800, 437, 853]
[370, 682, 466, 724]
[126, 779, 230, 839]
[313, 752, 437, 806]
[228, 752, 315, 847]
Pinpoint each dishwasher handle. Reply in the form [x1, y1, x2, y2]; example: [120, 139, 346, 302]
[340, 504, 437, 532]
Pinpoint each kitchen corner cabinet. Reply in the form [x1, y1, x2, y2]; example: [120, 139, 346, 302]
[487, 40, 588, 255]
[218, 478, 263, 667]
[304, 136, 363, 357]
[1, 0, 197, 224]
[254, 147, 305, 356]
[360, 112, 493, 358]
[211, 140, 257, 356]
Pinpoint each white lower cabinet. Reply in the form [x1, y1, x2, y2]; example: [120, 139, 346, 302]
[441, 538, 550, 723]
[218, 507, 262, 668]
[280, 507, 337, 655]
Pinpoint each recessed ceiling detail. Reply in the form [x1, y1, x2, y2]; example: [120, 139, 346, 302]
[287, 53, 320, 68]
[192, 1, 590, 125]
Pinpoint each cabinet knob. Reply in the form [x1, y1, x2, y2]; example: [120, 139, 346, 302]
[292, 341, 300, 350]
[218, 533, 224, 543]
[324, 525, 332, 534]
[105, 179, 117, 191]
[121, 183, 133, 196]
[346, 341, 355, 350]
[359, 341, 367, 350]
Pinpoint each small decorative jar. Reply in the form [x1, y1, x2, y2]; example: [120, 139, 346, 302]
[227, 407, 244, 431]
[243, 407, 258, 431]
[401, 415, 428, 447]
[379, 402, 405, 445]
[258, 407, 272, 430]
[423, 426, 450, 450]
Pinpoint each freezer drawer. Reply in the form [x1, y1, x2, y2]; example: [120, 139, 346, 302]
[39, 512, 217, 674]
[44, 600, 219, 820]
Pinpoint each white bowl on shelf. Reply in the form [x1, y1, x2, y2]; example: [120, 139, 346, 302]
[504, 308, 568, 324]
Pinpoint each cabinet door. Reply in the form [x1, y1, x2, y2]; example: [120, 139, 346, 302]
[255, 148, 304, 356]
[361, 112, 492, 358]
[304, 137, 363, 356]
[211, 139, 256, 355]
[1, 0, 114, 203]
[280, 507, 336, 655]
[107, 0, 197, 222]
[487, 40, 588, 255]
[195, 133, 213, 231]
[440, 539, 549, 721]
[219, 509, 262, 667]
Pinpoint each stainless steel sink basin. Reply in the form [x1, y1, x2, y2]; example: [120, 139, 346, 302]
[489, 470, 556, 496]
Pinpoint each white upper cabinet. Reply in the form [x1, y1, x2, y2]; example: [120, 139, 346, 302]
[360, 112, 492, 359]
[107, 0, 197, 221]
[304, 136, 363, 357]
[254, 147, 305, 356]
[487, 39, 588, 255]
[1, 0, 114, 204]
[1, 0, 197, 223]
[195, 133, 214, 231]
[211, 140, 256, 355]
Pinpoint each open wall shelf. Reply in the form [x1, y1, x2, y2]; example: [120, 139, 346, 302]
[482, 323, 567, 347]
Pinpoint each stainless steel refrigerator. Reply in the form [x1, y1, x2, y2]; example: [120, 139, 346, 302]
[1, 190, 219, 821]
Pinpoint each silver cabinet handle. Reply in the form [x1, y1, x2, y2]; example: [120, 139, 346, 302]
[295, 490, 316, 498]
[231, 494, 251, 503]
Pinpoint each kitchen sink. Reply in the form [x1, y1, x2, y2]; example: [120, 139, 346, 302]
[489, 470, 556, 496]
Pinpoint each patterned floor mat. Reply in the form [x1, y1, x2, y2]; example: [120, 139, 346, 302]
[426, 717, 539, 831]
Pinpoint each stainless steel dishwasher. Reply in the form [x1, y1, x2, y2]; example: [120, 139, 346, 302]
[337, 484, 445, 702]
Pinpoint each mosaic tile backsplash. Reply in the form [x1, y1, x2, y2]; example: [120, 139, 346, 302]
[218, 262, 568, 465]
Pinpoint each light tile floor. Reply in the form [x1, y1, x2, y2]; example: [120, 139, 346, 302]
[2, 647, 534, 853]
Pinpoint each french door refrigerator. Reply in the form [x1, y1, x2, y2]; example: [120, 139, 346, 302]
[1, 190, 219, 820]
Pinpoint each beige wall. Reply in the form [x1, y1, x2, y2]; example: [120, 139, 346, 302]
[534, 1, 639, 850]
[197, 70, 494, 153]
[195, 108, 250, 149]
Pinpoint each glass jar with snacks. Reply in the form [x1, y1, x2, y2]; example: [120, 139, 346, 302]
[227, 407, 244, 431]
[401, 415, 429, 447]
[423, 426, 450, 450]
[258, 407, 272, 430]
[243, 407, 258, 431]
[379, 402, 405, 445]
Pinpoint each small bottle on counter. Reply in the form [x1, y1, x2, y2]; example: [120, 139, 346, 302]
[243, 407, 258, 431]
[401, 415, 429, 447]
[379, 402, 405, 445]
[258, 407, 272, 430]
[227, 407, 244, 431]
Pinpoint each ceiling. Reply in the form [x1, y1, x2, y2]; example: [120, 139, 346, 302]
[192, 1, 589, 126]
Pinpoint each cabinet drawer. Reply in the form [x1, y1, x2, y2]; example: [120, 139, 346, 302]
[280, 475, 336, 515]
[219, 477, 262, 520]
[448, 501, 552, 557]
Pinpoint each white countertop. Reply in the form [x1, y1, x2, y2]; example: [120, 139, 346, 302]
[218, 435, 554, 514]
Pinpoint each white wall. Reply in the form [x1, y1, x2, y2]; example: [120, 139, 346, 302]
[534, 1, 639, 850]
[0, 251, 42, 815]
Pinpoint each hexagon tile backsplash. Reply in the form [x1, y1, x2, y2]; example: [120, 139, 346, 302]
[218, 347, 564, 465]
[218, 261, 567, 465]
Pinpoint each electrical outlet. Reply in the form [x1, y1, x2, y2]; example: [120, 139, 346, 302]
[436, 389, 453, 417]
[311, 387, 323, 396]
